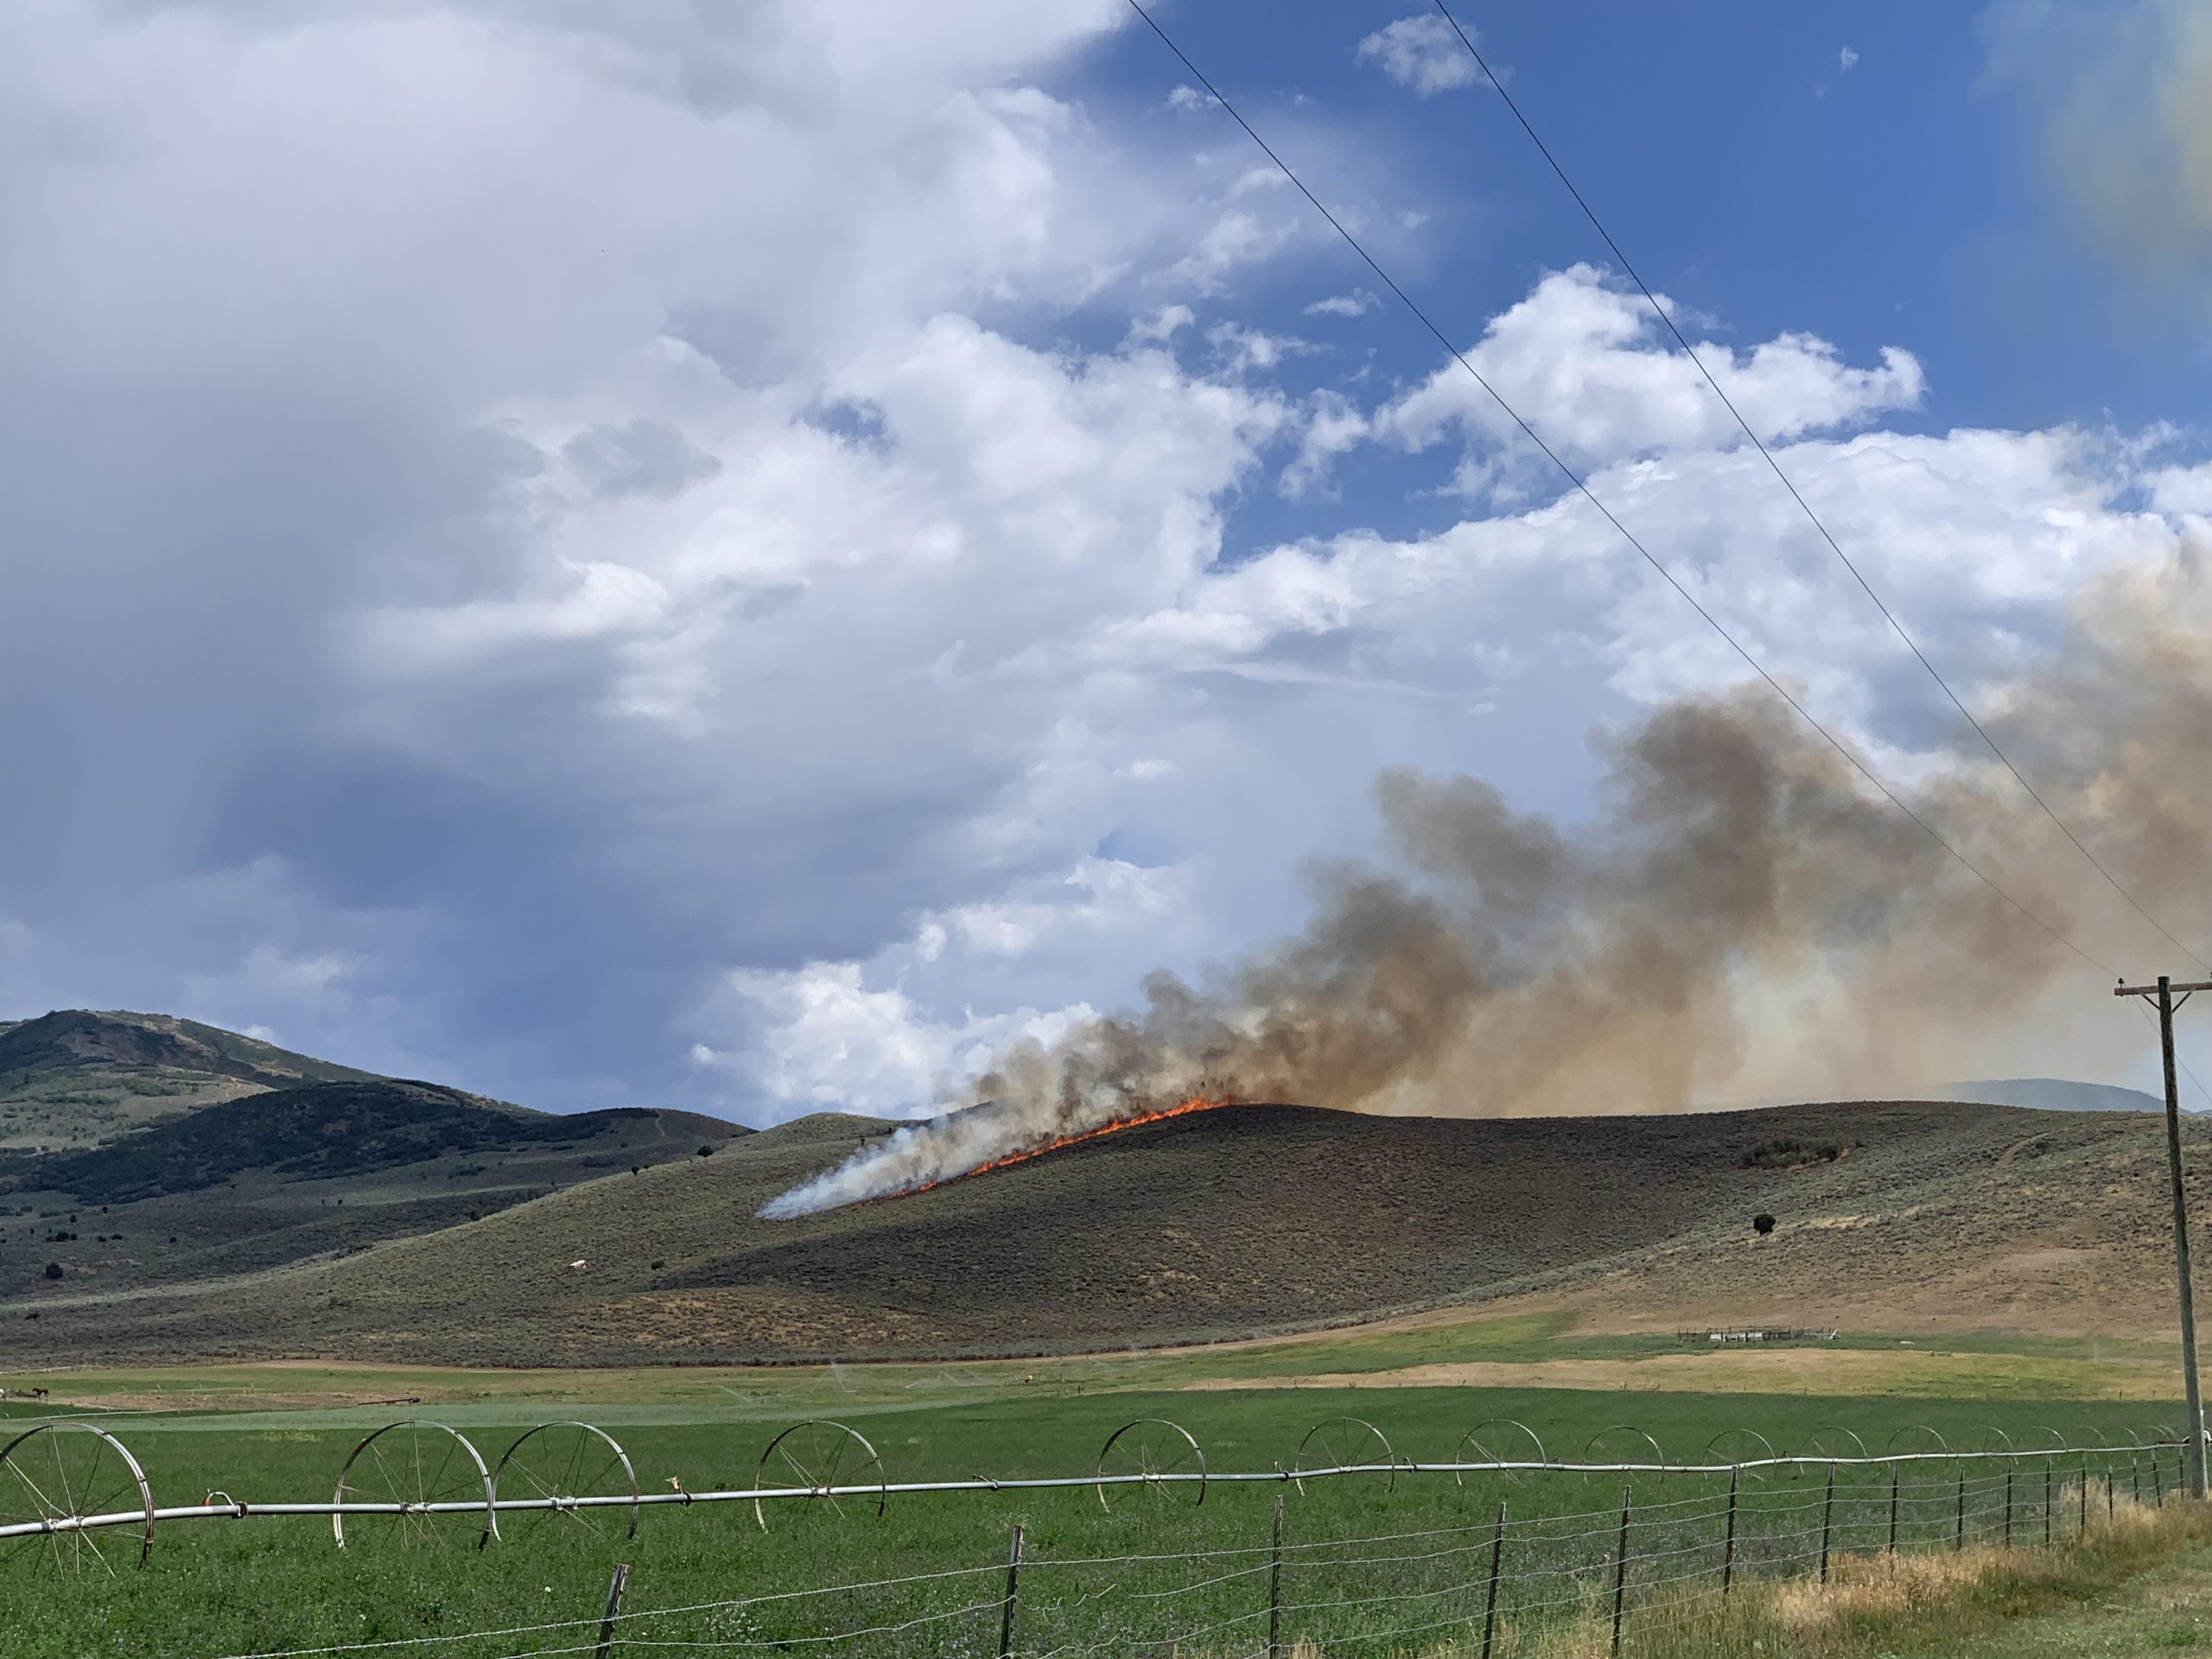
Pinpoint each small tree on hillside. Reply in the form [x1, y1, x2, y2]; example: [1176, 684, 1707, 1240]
[1751, 1213, 1777, 1236]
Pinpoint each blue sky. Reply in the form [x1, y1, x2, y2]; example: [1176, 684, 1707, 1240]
[3, 0, 2209, 1122]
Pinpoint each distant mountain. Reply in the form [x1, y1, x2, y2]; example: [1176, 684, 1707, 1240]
[2, 1078, 732, 1204]
[0, 1008, 378, 1150]
[0, 1009, 750, 1305]
[1927, 1077, 2173, 1115]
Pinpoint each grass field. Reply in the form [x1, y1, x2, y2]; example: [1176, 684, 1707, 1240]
[0, 1335, 2196, 1659]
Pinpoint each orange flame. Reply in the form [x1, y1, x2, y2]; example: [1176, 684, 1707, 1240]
[872, 1096, 1234, 1204]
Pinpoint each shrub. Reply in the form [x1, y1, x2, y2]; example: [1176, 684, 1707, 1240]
[1743, 1136, 1844, 1170]
[41, 1262, 61, 1280]
[1752, 1213, 1777, 1236]
[696, 1144, 715, 1157]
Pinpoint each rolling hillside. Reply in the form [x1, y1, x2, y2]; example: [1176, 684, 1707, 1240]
[7, 1096, 2206, 1367]
[0, 1011, 748, 1304]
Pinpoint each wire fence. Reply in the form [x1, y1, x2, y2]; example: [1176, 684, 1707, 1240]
[162, 1437, 2190, 1659]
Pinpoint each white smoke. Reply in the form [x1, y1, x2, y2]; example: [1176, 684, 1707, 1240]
[758, 1102, 1029, 1218]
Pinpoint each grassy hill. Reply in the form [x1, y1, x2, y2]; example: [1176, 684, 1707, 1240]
[0, 1012, 749, 1306]
[6, 1096, 2205, 1367]
[0, 1009, 378, 1150]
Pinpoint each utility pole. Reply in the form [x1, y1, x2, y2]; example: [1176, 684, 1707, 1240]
[2115, 973, 2212, 1500]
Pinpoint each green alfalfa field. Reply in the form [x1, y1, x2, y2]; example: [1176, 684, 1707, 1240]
[0, 1337, 2199, 1659]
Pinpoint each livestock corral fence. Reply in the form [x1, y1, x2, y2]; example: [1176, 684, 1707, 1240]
[0, 1413, 2198, 1656]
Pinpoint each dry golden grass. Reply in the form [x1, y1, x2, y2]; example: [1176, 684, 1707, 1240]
[1497, 1491, 2210, 1659]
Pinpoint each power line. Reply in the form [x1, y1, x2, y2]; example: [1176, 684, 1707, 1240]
[1121, 0, 2120, 983]
[1426, 1, 2207, 976]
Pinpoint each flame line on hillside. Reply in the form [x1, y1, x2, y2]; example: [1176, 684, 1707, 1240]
[861, 1096, 1234, 1205]
[759, 1096, 1236, 1218]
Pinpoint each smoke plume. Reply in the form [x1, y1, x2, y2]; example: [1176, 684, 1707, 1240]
[762, 552, 2212, 1217]
[1993, 0, 2212, 302]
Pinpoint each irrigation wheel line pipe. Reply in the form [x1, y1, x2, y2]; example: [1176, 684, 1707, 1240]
[0, 1435, 2185, 1557]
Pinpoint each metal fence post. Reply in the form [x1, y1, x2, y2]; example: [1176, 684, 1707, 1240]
[1819, 1465, 1835, 1584]
[2156, 1452, 2166, 1507]
[2081, 1458, 2089, 1537]
[997, 1522, 1024, 1659]
[1887, 1465, 1899, 1556]
[1480, 1498, 1506, 1659]
[1721, 1467, 1739, 1597]
[2004, 1470, 2014, 1548]
[2044, 1462, 2052, 1548]
[1955, 1468, 1966, 1551]
[2133, 1455, 2142, 1506]
[1610, 1484, 1630, 1659]
[1268, 1491, 1284, 1659]
[593, 1563, 629, 1659]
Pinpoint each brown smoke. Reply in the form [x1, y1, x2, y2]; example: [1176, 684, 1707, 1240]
[764, 550, 2212, 1215]
[988, 552, 2212, 1115]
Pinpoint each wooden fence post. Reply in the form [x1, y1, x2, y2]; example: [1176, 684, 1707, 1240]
[1268, 1491, 1284, 1659]
[1609, 1485, 1630, 1659]
[997, 1522, 1024, 1659]
[2044, 1462, 2052, 1548]
[1887, 1465, 1899, 1556]
[593, 1563, 629, 1659]
[1955, 1469, 1966, 1551]
[2005, 1469, 2014, 1548]
[1480, 1498, 1507, 1659]
[1819, 1465, 1834, 1584]
[1721, 1467, 1739, 1597]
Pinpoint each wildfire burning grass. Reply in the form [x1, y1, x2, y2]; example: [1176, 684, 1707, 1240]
[849, 1095, 1232, 1207]
[764, 555, 2212, 1220]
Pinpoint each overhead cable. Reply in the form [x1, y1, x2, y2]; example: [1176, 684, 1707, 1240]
[1426, 0, 2207, 975]
[1121, 0, 2121, 983]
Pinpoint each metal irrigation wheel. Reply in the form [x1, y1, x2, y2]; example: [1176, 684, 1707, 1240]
[1293, 1417, 1400, 1496]
[754, 1421, 887, 1529]
[1791, 1426, 1871, 1481]
[1885, 1425, 1950, 1457]
[491, 1422, 639, 1543]
[1456, 1419, 1547, 1485]
[1580, 1426, 1667, 1470]
[1094, 1419, 1206, 1510]
[0, 1421, 154, 1573]
[1703, 1428, 1779, 1481]
[332, 1422, 496, 1549]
